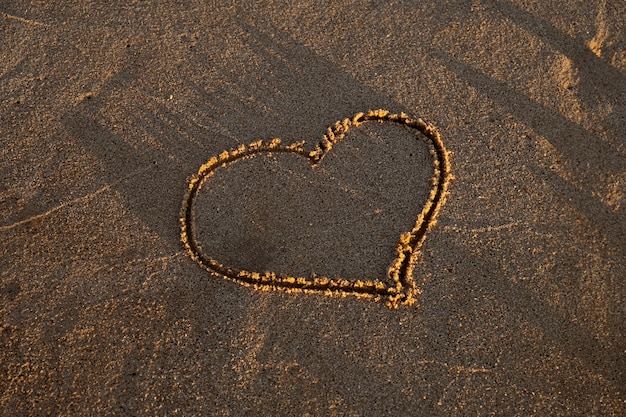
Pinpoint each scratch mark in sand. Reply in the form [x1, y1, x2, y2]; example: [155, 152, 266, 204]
[416, 359, 492, 374]
[1, 11, 48, 27]
[0, 165, 154, 232]
[435, 363, 492, 407]
[80, 252, 184, 286]
[415, 359, 492, 405]
[142, 255, 184, 287]
[113, 252, 184, 273]
[443, 221, 520, 234]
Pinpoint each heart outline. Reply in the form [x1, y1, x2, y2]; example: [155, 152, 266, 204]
[181, 110, 452, 308]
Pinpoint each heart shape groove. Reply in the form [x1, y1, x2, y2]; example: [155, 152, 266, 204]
[181, 110, 451, 308]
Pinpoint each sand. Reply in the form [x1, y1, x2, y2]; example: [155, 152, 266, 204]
[1, 1, 625, 415]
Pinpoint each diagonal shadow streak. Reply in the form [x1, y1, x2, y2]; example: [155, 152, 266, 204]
[529, 163, 625, 259]
[228, 313, 455, 414]
[185, 18, 400, 145]
[56, 19, 625, 395]
[446, 239, 625, 393]
[434, 51, 624, 172]
[58, 20, 408, 254]
[435, 52, 626, 256]
[492, 0, 626, 105]
[185, 18, 626, 396]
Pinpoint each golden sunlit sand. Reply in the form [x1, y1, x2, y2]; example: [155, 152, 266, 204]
[1, 1, 624, 415]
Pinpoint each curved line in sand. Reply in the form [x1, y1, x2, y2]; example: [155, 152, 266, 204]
[180, 110, 452, 308]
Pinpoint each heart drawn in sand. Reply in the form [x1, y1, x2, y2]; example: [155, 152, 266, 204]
[181, 110, 451, 308]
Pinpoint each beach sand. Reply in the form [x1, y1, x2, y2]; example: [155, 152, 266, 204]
[1, 1, 624, 415]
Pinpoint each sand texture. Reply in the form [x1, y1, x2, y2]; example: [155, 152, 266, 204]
[1, 1, 625, 415]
